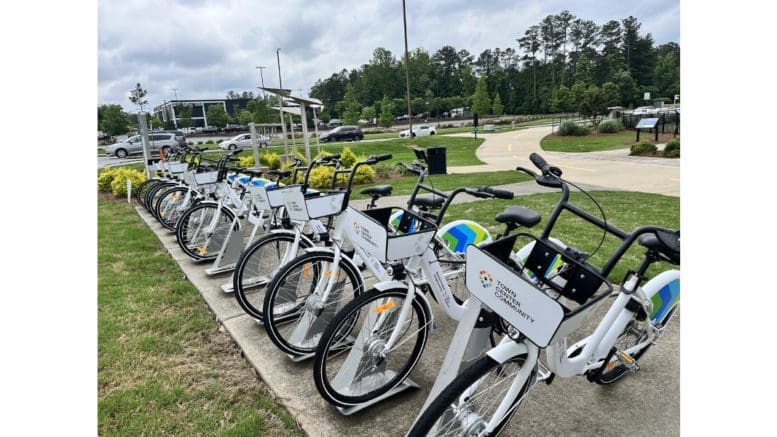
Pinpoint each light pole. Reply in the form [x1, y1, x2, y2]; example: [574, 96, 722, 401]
[402, 0, 413, 137]
[276, 48, 289, 157]
[256, 66, 266, 100]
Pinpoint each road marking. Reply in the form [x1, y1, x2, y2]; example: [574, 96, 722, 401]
[507, 143, 512, 152]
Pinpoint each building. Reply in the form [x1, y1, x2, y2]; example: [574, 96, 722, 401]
[153, 98, 253, 129]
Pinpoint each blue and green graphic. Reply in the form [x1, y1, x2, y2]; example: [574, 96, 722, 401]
[650, 278, 680, 323]
[438, 220, 491, 254]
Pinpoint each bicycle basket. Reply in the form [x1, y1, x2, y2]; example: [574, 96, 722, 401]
[194, 170, 218, 185]
[465, 233, 612, 348]
[348, 206, 437, 263]
[281, 187, 348, 221]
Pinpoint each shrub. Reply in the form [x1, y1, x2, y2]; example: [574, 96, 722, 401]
[597, 119, 624, 134]
[188, 141, 194, 145]
[339, 147, 358, 168]
[558, 121, 589, 136]
[374, 163, 394, 180]
[630, 141, 658, 156]
[308, 166, 336, 189]
[109, 168, 146, 197]
[351, 163, 376, 185]
[259, 152, 281, 169]
[197, 141, 203, 145]
[664, 138, 680, 158]
[206, 140, 214, 144]
[238, 155, 255, 168]
[97, 168, 118, 192]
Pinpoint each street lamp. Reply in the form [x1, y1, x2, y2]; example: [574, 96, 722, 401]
[402, 0, 413, 136]
[276, 48, 289, 157]
[256, 66, 266, 100]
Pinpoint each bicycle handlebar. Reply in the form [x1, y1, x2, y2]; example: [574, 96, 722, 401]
[529, 152, 562, 177]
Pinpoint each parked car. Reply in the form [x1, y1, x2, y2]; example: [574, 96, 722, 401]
[399, 124, 436, 138]
[104, 132, 181, 159]
[633, 106, 659, 115]
[218, 133, 269, 150]
[328, 119, 343, 127]
[292, 123, 304, 131]
[319, 125, 363, 143]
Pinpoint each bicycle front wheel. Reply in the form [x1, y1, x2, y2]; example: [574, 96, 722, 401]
[175, 202, 236, 260]
[154, 186, 191, 231]
[408, 354, 535, 437]
[262, 251, 364, 356]
[232, 232, 314, 321]
[313, 287, 432, 408]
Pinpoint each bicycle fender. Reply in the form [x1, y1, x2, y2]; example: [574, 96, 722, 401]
[641, 269, 680, 324]
[487, 340, 531, 364]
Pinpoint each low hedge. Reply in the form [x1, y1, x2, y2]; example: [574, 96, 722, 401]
[558, 121, 589, 136]
[630, 141, 658, 156]
[664, 138, 680, 158]
[597, 119, 624, 134]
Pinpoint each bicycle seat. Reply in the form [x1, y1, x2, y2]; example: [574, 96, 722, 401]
[360, 185, 393, 198]
[413, 194, 445, 210]
[494, 206, 541, 228]
[639, 232, 680, 265]
[268, 169, 291, 178]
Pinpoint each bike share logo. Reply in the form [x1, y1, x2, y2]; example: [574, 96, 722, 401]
[352, 220, 379, 249]
[479, 269, 494, 288]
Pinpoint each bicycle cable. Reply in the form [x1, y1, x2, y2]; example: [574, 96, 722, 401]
[557, 175, 608, 262]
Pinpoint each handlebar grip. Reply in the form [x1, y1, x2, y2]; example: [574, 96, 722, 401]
[374, 153, 392, 162]
[483, 187, 514, 200]
[529, 153, 550, 173]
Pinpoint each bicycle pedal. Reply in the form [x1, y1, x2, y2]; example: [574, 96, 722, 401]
[615, 351, 640, 372]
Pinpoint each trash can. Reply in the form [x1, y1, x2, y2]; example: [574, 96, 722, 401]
[427, 146, 447, 175]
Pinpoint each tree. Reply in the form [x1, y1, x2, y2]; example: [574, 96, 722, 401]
[518, 26, 541, 103]
[339, 83, 361, 125]
[492, 93, 504, 116]
[128, 83, 148, 112]
[379, 95, 394, 128]
[550, 86, 572, 113]
[177, 104, 193, 128]
[471, 76, 491, 116]
[237, 109, 254, 126]
[98, 104, 130, 136]
[361, 106, 376, 122]
[246, 99, 270, 123]
[578, 85, 618, 126]
[206, 104, 229, 128]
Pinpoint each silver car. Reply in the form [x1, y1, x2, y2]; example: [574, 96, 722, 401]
[104, 132, 181, 159]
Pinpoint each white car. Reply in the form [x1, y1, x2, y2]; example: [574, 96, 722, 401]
[399, 124, 437, 138]
[218, 133, 269, 150]
[633, 106, 659, 116]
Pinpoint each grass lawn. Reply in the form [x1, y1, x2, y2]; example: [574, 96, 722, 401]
[98, 198, 302, 436]
[540, 132, 634, 153]
[350, 170, 532, 200]
[443, 190, 680, 282]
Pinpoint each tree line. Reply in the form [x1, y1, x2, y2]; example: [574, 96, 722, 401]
[309, 11, 679, 125]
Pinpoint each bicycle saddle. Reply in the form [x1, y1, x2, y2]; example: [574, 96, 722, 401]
[495, 206, 541, 228]
[639, 230, 680, 265]
[268, 169, 291, 178]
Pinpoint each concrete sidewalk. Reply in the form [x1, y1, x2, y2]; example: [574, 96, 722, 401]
[136, 198, 680, 436]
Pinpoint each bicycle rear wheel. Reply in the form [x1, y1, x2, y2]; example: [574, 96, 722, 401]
[135, 178, 161, 208]
[154, 186, 192, 231]
[408, 354, 535, 437]
[175, 202, 236, 261]
[313, 288, 432, 408]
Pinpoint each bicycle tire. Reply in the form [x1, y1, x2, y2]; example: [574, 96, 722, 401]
[175, 202, 236, 261]
[232, 231, 315, 320]
[593, 303, 679, 385]
[135, 178, 162, 208]
[145, 181, 176, 214]
[313, 287, 432, 408]
[408, 354, 535, 437]
[262, 251, 364, 356]
[154, 186, 191, 231]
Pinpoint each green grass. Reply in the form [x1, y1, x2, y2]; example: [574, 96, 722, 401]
[443, 191, 680, 282]
[98, 199, 302, 436]
[540, 132, 634, 153]
[350, 170, 532, 200]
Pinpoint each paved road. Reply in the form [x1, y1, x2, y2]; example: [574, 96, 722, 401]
[449, 125, 680, 197]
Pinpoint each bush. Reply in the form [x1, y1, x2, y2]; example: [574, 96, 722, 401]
[197, 141, 203, 145]
[374, 163, 394, 180]
[308, 166, 336, 189]
[351, 163, 376, 185]
[630, 141, 658, 156]
[109, 168, 146, 197]
[597, 119, 624, 134]
[558, 121, 589, 136]
[206, 140, 214, 144]
[260, 152, 281, 169]
[238, 155, 255, 168]
[97, 168, 118, 192]
[664, 138, 680, 158]
[339, 147, 358, 168]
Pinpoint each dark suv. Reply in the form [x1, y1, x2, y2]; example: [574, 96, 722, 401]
[320, 125, 363, 143]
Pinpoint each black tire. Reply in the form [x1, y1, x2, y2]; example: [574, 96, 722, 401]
[430, 131, 435, 135]
[144, 181, 177, 213]
[355, 135, 363, 141]
[232, 232, 315, 320]
[229, 144, 237, 150]
[408, 354, 535, 437]
[592, 304, 678, 384]
[313, 287, 432, 408]
[161, 146, 171, 156]
[262, 251, 364, 356]
[411, 132, 416, 138]
[115, 148, 128, 159]
[154, 186, 191, 231]
[175, 202, 236, 260]
[135, 179, 162, 208]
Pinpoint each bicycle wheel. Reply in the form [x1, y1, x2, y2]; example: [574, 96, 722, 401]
[154, 186, 192, 231]
[313, 287, 432, 408]
[232, 232, 314, 320]
[408, 354, 535, 437]
[593, 303, 679, 384]
[135, 178, 162, 208]
[145, 181, 176, 213]
[175, 202, 236, 261]
[262, 251, 364, 356]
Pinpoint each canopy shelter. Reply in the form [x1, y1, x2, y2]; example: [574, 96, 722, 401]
[260, 87, 293, 158]
[262, 86, 324, 162]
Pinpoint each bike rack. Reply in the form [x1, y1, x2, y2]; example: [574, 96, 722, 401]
[205, 213, 265, 276]
[335, 378, 420, 416]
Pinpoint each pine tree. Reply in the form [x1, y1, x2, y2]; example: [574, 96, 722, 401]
[471, 77, 491, 116]
[492, 93, 504, 116]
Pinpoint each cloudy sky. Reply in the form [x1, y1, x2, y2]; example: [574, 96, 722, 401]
[98, 0, 679, 111]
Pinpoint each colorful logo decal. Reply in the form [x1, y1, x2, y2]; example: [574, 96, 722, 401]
[439, 221, 491, 254]
[479, 269, 494, 288]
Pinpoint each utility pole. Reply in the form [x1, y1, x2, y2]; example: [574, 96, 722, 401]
[276, 48, 289, 158]
[256, 66, 266, 100]
[171, 88, 179, 102]
[402, 0, 413, 137]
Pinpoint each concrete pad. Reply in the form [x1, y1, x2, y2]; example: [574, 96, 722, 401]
[136, 204, 679, 436]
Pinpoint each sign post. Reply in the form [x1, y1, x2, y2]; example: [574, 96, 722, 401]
[137, 112, 153, 179]
[249, 122, 260, 170]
